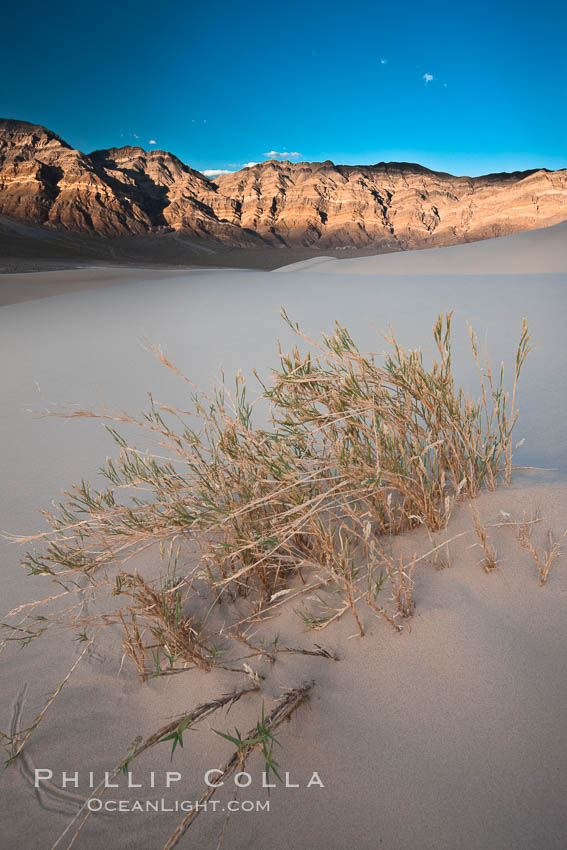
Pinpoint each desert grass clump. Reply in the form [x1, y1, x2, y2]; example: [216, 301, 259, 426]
[115, 571, 216, 678]
[3, 311, 536, 850]
[6, 311, 531, 687]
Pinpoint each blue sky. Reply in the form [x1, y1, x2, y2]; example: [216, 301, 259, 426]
[1, 0, 565, 176]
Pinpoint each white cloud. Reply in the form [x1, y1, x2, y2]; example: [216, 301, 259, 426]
[203, 169, 233, 178]
[264, 150, 302, 158]
[202, 162, 261, 177]
[380, 58, 388, 64]
[201, 157, 296, 177]
[149, 139, 157, 145]
[423, 73, 434, 83]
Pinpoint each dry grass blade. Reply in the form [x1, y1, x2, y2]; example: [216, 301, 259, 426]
[517, 525, 566, 585]
[470, 505, 498, 572]
[228, 627, 338, 662]
[515, 509, 540, 549]
[5, 633, 99, 766]
[379, 551, 417, 618]
[280, 643, 338, 660]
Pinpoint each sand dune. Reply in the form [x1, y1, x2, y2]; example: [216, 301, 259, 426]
[276, 219, 567, 275]
[1, 227, 566, 849]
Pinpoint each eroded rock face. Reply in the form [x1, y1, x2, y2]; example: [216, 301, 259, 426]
[215, 160, 567, 249]
[0, 120, 152, 236]
[1, 118, 566, 249]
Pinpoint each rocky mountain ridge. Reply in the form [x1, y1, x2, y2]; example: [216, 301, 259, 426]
[1, 118, 566, 252]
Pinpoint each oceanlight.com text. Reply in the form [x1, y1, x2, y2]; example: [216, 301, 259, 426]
[86, 798, 271, 814]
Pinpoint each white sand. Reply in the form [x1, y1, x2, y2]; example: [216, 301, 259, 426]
[1, 226, 566, 848]
[275, 220, 567, 275]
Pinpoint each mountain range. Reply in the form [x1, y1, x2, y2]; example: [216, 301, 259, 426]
[1, 118, 566, 262]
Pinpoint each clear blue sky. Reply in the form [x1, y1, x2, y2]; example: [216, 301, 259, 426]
[1, 0, 565, 176]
